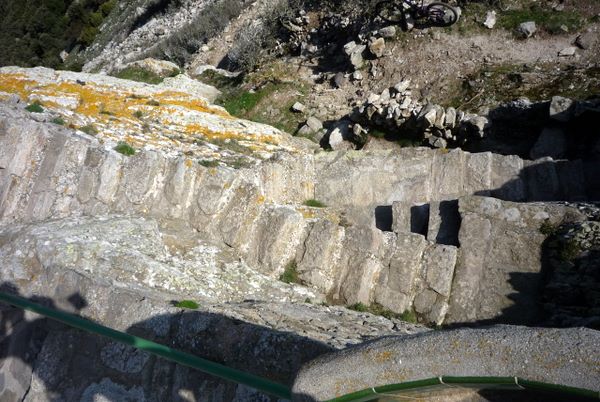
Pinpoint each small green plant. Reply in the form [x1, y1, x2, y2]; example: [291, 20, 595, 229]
[146, 100, 160, 106]
[348, 302, 369, 313]
[80, 124, 98, 136]
[348, 302, 419, 323]
[198, 159, 219, 168]
[173, 300, 199, 309]
[558, 239, 581, 262]
[25, 101, 44, 113]
[304, 298, 312, 304]
[539, 220, 558, 236]
[51, 117, 65, 125]
[303, 199, 327, 208]
[133, 110, 144, 119]
[279, 260, 300, 284]
[398, 309, 418, 323]
[114, 142, 136, 156]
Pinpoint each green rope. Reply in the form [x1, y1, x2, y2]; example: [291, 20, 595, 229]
[0, 291, 292, 400]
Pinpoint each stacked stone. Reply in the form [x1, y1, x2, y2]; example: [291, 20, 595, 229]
[356, 80, 489, 149]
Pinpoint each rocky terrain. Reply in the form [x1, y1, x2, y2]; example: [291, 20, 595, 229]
[1, 0, 599, 401]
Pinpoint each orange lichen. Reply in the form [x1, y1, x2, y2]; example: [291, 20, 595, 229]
[0, 72, 287, 157]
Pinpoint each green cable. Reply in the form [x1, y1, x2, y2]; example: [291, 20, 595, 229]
[0, 291, 292, 400]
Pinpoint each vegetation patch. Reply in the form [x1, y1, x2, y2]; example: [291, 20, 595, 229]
[279, 260, 301, 284]
[198, 159, 220, 168]
[348, 302, 418, 323]
[114, 141, 136, 156]
[51, 117, 66, 125]
[303, 199, 327, 208]
[173, 300, 200, 309]
[79, 124, 98, 136]
[0, 0, 117, 69]
[114, 67, 165, 85]
[206, 64, 308, 135]
[449, 63, 600, 112]
[497, 7, 584, 35]
[25, 101, 44, 113]
[540, 220, 558, 236]
[558, 239, 581, 262]
[132, 110, 144, 119]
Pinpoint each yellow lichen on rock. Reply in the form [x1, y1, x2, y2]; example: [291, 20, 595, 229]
[0, 67, 305, 160]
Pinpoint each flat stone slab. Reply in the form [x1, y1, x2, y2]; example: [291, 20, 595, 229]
[292, 325, 600, 401]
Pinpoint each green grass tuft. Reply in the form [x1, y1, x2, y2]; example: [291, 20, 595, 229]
[132, 110, 144, 119]
[51, 117, 65, 125]
[114, 142, 136, 156]
[348, 302, 419, 323]
[80, 124, 98, 136]
[173, 300, 199, 309]
[114, 67, 165, 84]
[198, 159, 220, 168]
[279, 260, 301, 284]
[303, 199, 327, 208]
[25, 101, 44, 113]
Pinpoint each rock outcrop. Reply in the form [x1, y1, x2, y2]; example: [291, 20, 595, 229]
[0, 66, 599, 401]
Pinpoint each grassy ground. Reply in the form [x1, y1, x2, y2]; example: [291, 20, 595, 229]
[195, 64, 310, 135]
[449, 63, 600, 111]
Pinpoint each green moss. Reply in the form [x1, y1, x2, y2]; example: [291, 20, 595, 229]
[173, 300, 199, 309]
[198, 159, 220, 168]
[80, 124, 98, 136]
[25, 101, 44, 113]
[279, 260, 301, 284]
[303, 199, 327, 208]
[114, 142, 136, 156]
[114, 67, 164, 84]
[51, 117, 65, 125]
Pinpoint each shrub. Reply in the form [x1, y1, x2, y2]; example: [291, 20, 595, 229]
[279, 260, 300, 284]
[173, 300, 199, 309]
[133, 110, 144, 119]
[25, 101, 44, 113]
[303, 199, 326, 208]
[114, 141, 136, 156]
[148, 0, 244, 66]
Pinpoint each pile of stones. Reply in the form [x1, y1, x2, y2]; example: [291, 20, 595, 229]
[352, 80, 489, 149]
